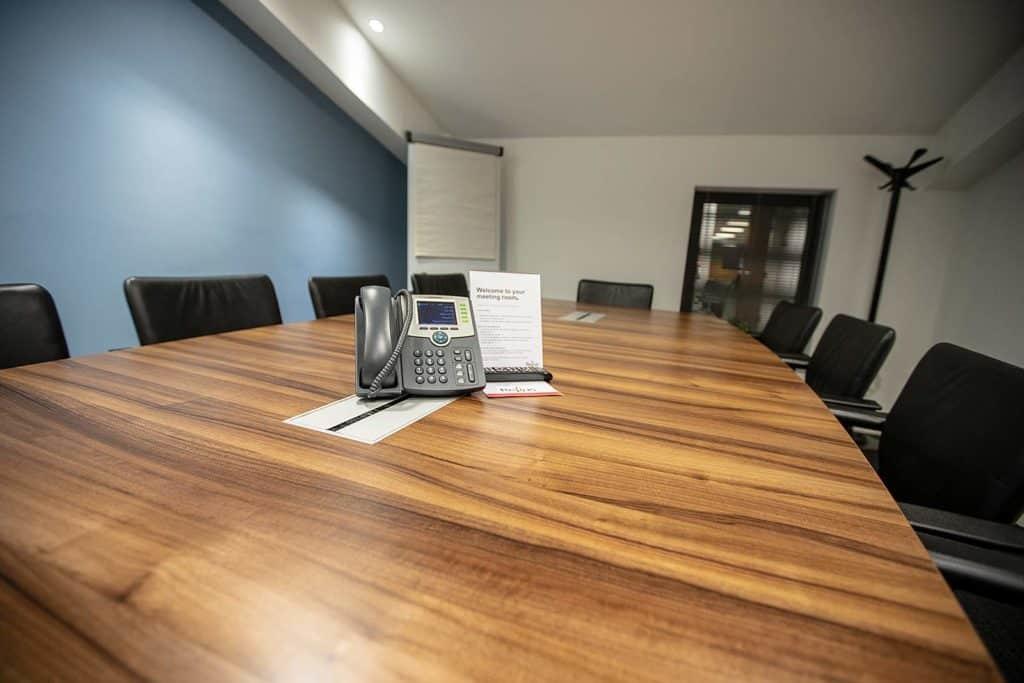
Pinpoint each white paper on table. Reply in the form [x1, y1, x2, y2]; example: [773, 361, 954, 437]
[482, 381, 561, 398]
[469, 271, 544, 368]
[559, 311, 605, 323]
[284, 394, 457, 444]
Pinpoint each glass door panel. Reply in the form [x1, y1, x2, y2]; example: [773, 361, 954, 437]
[682, 191, 826, 333]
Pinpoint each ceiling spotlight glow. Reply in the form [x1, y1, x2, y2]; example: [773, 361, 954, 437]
[713, 232, 735, 239]
[726, 220, 749, 227]
[738, 209, 751, 216]
[721, 226, 745, 233]
[368, 18, 384, 33]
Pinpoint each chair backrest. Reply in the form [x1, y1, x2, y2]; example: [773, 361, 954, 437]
[699, 278, 737, 317]
[124, 275, 282, 345]
[805, 314, 895, 399]
[879, 343, 1024, 523]
[0, 283, 69, 369]
[758, 300, 823, 354]
[577, 279, 654, 309]
[411, 273, 469, 297]
[309, 274, 389, 319]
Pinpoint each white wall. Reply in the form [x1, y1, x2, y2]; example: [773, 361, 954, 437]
[874, 191, 965, 406]
[935, 149, 1024, 366]
[221, 0, 445, 159]
[491, 135, 963, 406]
[933, 45, 1024, 189]
[870, 149, 1024, 405]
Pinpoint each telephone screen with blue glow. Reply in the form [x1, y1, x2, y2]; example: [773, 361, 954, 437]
[417, 301, 457, 326]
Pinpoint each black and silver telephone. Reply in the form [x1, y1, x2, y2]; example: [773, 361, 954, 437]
[355, 286, 486, 398]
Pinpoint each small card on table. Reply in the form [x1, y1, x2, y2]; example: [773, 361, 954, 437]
[559, 311, 605, 323]
[482, 381, 561, 398]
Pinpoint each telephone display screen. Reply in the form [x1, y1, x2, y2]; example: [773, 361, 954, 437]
[417, 301, 458, 326]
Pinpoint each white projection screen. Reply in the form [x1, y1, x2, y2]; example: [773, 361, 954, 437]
[408, 139, 501, 261]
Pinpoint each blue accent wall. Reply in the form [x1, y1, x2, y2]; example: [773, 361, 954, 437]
[0, 0, 407, 355]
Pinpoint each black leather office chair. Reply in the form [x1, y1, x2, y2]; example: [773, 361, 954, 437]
[756, 300, 822, 355]
[698, 278, 736, 317]
[782, 314, 895, 410]
[0, 283, 70, 370]
[951, 588, 1023, 682]
[833, 343, 1024, 680]
[836, 343, 1024, 521]
[577, 279, 654, 309]
[411, 273, 469, 297]
[124, 275, 282, 345]
[309, 274, 389, 318]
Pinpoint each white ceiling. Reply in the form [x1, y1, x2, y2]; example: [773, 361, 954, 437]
[338, 0, 1024, 138]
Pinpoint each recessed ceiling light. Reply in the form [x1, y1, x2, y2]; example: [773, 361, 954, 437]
[726, 220, 749, 227]
[368, 18, 384, 33]
[713, 232, 735, 239]
[721, 226, 745, 233]
[738, 209, 751, 216]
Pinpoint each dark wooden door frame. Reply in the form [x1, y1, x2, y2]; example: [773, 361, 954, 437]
[680, 190, 830, 313]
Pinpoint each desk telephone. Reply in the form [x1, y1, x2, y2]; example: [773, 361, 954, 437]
[355, 286, 486, 398]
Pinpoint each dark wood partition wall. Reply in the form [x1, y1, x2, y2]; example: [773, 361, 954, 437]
[0, 300, 998, 681]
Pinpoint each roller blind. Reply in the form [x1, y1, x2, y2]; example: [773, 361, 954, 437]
[409, 142, 500, 260]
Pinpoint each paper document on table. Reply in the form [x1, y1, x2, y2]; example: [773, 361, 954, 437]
[469, 271, 544, 368]
[559, 311, 605, 323]
[285, 394, 457, 444]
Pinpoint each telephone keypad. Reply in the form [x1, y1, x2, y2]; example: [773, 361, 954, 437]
[401, 339, 482, 394]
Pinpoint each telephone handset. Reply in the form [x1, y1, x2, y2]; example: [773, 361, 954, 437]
[355, 286, 486, 398]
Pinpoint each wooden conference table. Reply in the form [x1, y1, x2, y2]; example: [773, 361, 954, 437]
[0, 300, 999, 681]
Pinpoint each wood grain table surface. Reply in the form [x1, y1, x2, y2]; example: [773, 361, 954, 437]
[0, 299, 999, 681]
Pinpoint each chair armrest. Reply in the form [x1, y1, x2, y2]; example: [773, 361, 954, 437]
[900, 503, 1024, 552]
[778, 353, 811, 369]
[917, 530, 1024, 603]
[829, 406, 888, 430]
[821, 395, 882, 412]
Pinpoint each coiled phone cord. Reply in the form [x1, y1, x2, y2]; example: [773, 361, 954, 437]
[367, 289, 413, 399]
